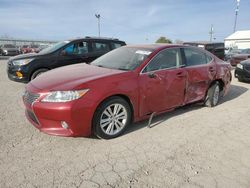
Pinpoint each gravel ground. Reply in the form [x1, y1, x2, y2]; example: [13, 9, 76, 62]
[0, 59, 250, 188]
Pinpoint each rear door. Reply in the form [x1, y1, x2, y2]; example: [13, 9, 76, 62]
[182, 47, 216, 104]
[88, 40, 111, 62]
[139, 48, 187, 116]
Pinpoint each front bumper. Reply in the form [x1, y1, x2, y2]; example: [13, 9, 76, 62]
[235, 67, 250, 81]
[23, 85, 95, 137]
[7, 61, 29, 83]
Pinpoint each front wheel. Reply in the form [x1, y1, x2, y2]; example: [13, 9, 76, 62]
[30, 68, 48, 80]
[93, 97, 131, 139]
[205, 82, 221, 107]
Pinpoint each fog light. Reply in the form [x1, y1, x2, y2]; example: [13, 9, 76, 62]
[16, 71, 23, 78]
[61, 121, 69, 129]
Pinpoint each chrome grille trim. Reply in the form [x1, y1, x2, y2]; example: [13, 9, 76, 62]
[23, 91, 40, 104]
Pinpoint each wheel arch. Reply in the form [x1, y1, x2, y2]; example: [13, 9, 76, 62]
[209, 79, 224, 91]
[29, 67, 50, 81]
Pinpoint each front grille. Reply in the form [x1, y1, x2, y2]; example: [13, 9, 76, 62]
[245, 65, 250, 72]
[23, 91, 40, 104]
[27, 110, 39, 125]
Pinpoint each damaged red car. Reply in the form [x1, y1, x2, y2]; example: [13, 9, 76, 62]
[23, 44, 231, 139]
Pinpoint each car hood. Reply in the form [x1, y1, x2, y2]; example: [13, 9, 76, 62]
[9, 52, 43, 61]
[29, 64, 127, 91]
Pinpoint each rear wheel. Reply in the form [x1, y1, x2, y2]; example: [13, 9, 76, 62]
[93, 97, 131, 139]
[205, 82, 220, 107]
[30, 68, 48, 80]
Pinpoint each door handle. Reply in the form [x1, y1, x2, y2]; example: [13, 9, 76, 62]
[176, 72, 186, 77]
[209, 67, 215, 72]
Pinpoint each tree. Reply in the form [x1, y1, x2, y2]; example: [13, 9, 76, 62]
[155, 36, 172, 44]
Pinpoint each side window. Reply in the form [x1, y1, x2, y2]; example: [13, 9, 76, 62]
[92, 42, 110, 52]
[183, 48, 207, 66]
[64, 42, 88, 55]
[111, 42, 122, 49]
[143, 48, 182, 73]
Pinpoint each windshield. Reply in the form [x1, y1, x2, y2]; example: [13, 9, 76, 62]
[91, 47, 152, 70]
[39, 41, 70, 54]
[4, 44, 15, 48]
[241, 49, 250, 54]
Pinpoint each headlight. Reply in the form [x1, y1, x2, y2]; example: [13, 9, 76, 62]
[3, 50, 7, 53]
[12, 58, 34, 66]
[41, 89, 89, 102]
[237, 63, 243, 69]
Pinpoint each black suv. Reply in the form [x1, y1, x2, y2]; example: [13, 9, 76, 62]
[183, 41, 225, 60]
[7, 37, 126, 83]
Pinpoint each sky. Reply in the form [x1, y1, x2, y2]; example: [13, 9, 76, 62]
[0, 0, 250, 44]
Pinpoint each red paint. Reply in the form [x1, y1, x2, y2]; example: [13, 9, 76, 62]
[23, 44, 232, 137]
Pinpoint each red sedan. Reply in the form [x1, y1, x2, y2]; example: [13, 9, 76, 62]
[23, 44, 231, 139]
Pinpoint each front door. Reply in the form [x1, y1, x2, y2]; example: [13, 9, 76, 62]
[138, 48, 186, 116]
[57, 41, 91, 67]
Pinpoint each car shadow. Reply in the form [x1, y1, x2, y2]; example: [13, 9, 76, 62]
[123, 84, 248, 136]
[220, 84, 248, 103]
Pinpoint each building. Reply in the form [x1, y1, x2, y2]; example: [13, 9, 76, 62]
[0, 37, 57, 46]
[224, 30, 250, 49]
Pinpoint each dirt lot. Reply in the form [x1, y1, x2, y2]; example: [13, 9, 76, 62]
[0, 59, 250, 188]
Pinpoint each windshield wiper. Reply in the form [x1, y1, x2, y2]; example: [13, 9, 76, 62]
[117, 68, 129, 71]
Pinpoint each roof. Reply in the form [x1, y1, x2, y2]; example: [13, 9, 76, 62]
[184, 41, 224, 45]
[126, 44, 183, 51]
[68, 36, 124, 42]
[225, 30, 250, 40]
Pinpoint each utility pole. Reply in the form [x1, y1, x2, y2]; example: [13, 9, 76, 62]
[233, 0, 240, 32]
[95, 14, 101, 37]
[209, 25, 214, 42]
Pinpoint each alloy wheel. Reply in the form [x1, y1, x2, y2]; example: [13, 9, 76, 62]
[100, 103, 128, 136]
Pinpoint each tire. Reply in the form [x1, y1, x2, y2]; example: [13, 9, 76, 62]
[30, 68, 48, 80]
[238, 77, 244, 82]
[93, 97, 131, 139]
[205, 82, 220, 107]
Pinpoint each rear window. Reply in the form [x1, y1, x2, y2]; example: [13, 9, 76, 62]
[183, 48, 207, 66]
[4, 44, 15, 48]
[111, 42, 123, 49]
[92, 42, 110, 52]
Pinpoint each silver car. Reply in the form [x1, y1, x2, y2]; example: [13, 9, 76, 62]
[0, 44, 20, 56]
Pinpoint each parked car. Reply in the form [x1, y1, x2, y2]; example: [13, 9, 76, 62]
[224, 48, 241, 61]
[30, 44, 40, 53]
[183, 41, 225, 60]
[0, 44, 20, 56]
[230, 48, 250, 66]
[7, 37, 126, 83]
[21, 45, 32, 54]
[23, 44, 232, 139]
[235, 58, 250, 82]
